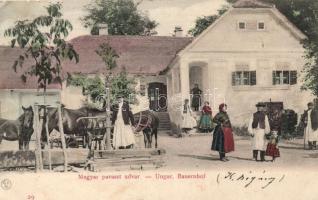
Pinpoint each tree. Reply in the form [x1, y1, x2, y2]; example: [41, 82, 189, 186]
[67, 71, 136, 107]
[82, 0, 158, 36]
[188, 5, 229, 37]
[4, 2, 79, 93]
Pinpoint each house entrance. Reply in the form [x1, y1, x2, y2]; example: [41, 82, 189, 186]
[148, 82, 167, 111]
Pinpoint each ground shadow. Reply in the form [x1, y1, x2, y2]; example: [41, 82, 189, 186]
[177, 154, 256, 162]
[226, 156, 255, 162]
[279, 145, 304, 150]
[303, 153, 318, 158]
[177, 154, 219, 161]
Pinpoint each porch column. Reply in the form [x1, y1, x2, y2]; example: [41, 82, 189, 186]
[180, 59, 190, 101]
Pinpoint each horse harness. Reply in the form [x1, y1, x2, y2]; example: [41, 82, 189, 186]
[134, 112, 153, 132]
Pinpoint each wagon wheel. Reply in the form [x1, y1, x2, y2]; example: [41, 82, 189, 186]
[66, 136, 79, 148]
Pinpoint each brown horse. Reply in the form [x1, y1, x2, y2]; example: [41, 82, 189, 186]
[41, 106, 159, 149]
[0, 106, 34, 150]
[133, 110, 159, 148]
[40, 106, 105, 148]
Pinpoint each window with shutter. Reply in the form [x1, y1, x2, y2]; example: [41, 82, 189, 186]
[290, 71, 297, 85]
[272, 70, 296, 85]
[232, 72, 236, 86]
[272, 71, 276, 85]
[232, 71, 256, 86]
[250, 71, 256, 85]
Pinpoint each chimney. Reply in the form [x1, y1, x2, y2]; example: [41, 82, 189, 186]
[97, 23, 108, 35]
[174, 26, 183, 37]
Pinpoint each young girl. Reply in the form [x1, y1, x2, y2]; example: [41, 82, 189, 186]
[265, 131, 280, 161]
[198, 101, 214, 133]
[181, 99, 197, 134]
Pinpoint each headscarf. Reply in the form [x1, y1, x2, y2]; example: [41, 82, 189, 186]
[219, 103, 227, 112]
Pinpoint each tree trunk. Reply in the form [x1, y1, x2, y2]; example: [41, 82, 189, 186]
[57, 103, 68, 172]
[102, 75, 112, 150]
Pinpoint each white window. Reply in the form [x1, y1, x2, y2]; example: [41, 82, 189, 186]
[232, 71, 256, 86]
[258, 22, 265, 30]
[272, 70, 297, 85]
[238, 22, 246, 30]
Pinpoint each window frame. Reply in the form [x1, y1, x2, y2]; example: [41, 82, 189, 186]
[272, 70, 297, 85]
[238, 21, 246, 30]
[257, 21, 265, 31]
[232, 70, 256, 86]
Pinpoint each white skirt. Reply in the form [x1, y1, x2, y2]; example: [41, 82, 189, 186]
[305, 126, 318, 142]
[113, 117, 136, 149]
[251, 128, 267, 151]
[181, 112, 197, 129]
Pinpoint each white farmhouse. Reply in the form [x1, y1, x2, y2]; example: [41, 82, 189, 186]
[165, 0, 313, 126]
[0, 0, 313, 129]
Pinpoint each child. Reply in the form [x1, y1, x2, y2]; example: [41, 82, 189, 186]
[265, 131, 280, 161]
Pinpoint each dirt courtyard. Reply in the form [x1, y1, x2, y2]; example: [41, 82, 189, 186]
[1, 131, 318, 171]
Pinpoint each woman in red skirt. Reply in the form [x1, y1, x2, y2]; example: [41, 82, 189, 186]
[211, 104, 235, 161]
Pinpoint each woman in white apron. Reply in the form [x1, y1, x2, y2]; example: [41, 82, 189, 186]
[181, 99, 197, 134]
[112, 97, 136, 149]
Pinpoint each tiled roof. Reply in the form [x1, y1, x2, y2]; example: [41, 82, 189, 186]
[233, 0, 274, 8]
[0, 46, 60, 90]
[64, 35, 193, 75]
[0, 35, 193, 89]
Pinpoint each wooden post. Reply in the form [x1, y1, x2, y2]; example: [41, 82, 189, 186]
[34, 104, 43, 172]
[44, 106, 52, 171]
[102, 77, 112, 150]
[57, 103, 68, 172]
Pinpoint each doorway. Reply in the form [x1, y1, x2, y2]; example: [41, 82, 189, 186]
[148, 82, 167, 111]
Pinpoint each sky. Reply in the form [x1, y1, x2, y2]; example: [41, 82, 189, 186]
[0, 0, 227, 45]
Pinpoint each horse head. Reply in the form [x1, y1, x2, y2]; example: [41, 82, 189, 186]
[20, 106, 34, 130]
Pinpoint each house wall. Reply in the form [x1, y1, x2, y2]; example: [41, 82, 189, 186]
[59, 75, 167, 114]
[167, 7, 313, 127]
[0, 89, 60, 120]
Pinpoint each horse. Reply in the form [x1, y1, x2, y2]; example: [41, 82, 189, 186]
[39, 106, 105, 149]
[0, 106, 34, 150]
[133, 110, 159, 148]
[41, 105, 159, 149]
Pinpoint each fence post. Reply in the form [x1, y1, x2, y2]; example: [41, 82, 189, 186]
[57, 102, 68, 172]
[44, 105, 52, 171]
[34, 104, 43, 172]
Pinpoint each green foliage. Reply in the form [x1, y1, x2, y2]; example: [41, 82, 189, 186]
[82, 0, 158, 36]
[281, 109, 298, 139]
[188, 5, 229, 37]
[4, 2, 79, 91]
[68, 71, 136, 105]
[95, 43, 118, 71]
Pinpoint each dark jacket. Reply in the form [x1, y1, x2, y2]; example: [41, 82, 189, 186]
[301, 109, 318, 131]
[111, 101, 135, 126]
[213, 111, 232, 128]
[252, 111, 266, 129]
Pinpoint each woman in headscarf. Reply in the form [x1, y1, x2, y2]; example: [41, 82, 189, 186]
[211, 103, 235, 161]
[181, 99, 197, 134]
[111, 96, 136, 149]
[198, 101, 214, 133]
